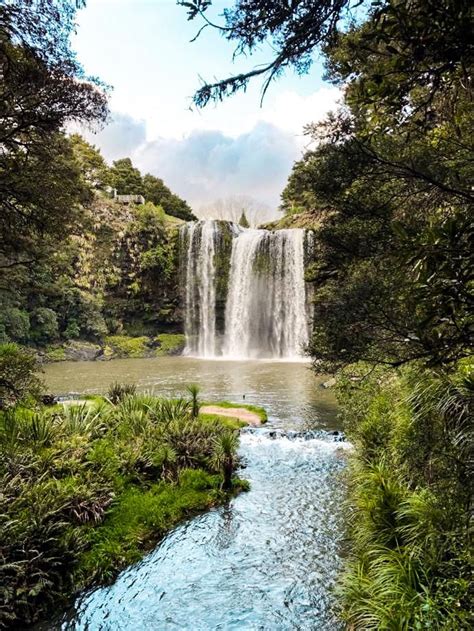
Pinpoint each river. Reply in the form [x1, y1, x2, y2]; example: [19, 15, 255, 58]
[43, 358, 348, 630]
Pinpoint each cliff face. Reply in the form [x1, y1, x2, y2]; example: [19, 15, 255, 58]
[71, 195, 186, 337]
[0, 193, 189, 361]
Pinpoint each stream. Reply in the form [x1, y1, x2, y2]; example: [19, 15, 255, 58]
[44, 358, 348, 630]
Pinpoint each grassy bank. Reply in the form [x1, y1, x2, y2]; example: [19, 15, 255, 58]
[337, 361, 472, 629]
[0, 388, 246, 627]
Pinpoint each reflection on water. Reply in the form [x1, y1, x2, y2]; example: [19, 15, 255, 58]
[60, 430, 348, 631]
[43, 357, 339, 430]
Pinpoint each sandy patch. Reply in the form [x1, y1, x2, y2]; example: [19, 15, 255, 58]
[200, 405, 262, 427]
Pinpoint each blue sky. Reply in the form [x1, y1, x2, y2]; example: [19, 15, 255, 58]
[73, 0, 341, 217]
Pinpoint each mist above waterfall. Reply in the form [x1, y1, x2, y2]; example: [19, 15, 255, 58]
[181, 220, 311, 360]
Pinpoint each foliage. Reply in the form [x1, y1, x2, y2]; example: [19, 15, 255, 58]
[276, 7, 472, 372]
[186, 383, 201, 419]
[107, 382, 137, 404]
[0, 308, 30, 343]
[181, 1, 471, 113]
[0, 389, 244, 626]
[0, 0, 107, 273]
[336, 363, 473, 629]
[70, 134, 111, 190]
[109, 158, 143, 195]
[30, 307, 59, 344]
[142, 173, 197, 221]
[0, 343, 43, 409]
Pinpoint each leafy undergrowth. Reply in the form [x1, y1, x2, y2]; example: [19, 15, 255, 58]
[337, 361, 472, 629]
[0, 388, 246, 627]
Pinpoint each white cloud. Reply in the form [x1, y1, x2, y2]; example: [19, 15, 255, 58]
[79, 112, 147, 162]
[73, 85, 341, 220]
[260, 86, 341, 138]
[133, 122, 299, 214]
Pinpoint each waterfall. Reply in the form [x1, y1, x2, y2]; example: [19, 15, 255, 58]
[181, 221, 310, 359]
[223, 228, 309, 359]
[182, 220, 219, 357]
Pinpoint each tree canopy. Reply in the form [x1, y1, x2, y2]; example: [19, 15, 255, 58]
[0, 0, 108, 273]
[179, 0, 472, 109]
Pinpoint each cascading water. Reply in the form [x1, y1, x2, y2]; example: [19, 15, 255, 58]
[223, 228, 308, 359]
[182, 220, 219, 357]
[181, 220, 310, 359]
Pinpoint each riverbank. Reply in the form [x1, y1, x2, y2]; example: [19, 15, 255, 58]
[201, 401, 268, 426]
[39, 334, 186, 363]
[0, 391, 248, 627]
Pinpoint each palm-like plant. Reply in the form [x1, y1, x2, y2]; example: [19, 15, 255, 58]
[186, 383, 201, 419]
[107, 382, 137, 404]
[211, 431, 239, 490]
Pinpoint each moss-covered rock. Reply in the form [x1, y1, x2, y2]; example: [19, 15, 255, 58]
[104, 335, 150, 358]
[42, 334, 187, 362]
[154, 333, 186, 356]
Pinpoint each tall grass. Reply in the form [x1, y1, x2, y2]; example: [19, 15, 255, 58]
[337, 361, 472, 629]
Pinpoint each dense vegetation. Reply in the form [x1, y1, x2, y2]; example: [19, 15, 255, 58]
[186, 0, 473, 626]
[0, 355, 247, 626]
[0, 2, 195, 356]
[0, 132, 192, 355]
[1, 0, 472, 627]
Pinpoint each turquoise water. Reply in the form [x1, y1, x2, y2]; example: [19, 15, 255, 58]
[44, 358, 348, 630]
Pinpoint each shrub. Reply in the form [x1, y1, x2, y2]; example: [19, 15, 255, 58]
[338, 364, 472, 629]
[0, 388, 244, 626]
[107, 381, 137, 404]
[0, 343, 43, 409]
[0, 307, 30, 343]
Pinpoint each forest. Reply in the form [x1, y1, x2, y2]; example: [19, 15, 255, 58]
[1, 0, 472, 628]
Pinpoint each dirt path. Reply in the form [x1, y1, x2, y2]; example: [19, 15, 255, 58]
[200, 405, 262, 427]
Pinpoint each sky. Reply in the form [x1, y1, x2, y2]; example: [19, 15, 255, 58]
[72, 0, 341, 218]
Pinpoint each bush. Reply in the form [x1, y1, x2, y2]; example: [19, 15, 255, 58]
[0, 307, 30, 343]
[338, 364, 472, 629]
[0, 343, 43, 409]
[0, 388, 245, 626]
[107, 382, 137, 404]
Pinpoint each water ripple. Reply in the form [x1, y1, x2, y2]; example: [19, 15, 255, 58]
[59, 430, 348, 631]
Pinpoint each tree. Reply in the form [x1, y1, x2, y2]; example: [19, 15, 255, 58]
[142, 173, 197, 221]
[0, 1, 108, 272]
[109, 158, 143, 195]
[0, 1, 108, 151]
[238, 211, 250, 228]
[70, 134, 111, 190]
[180, 1, 472, 114]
